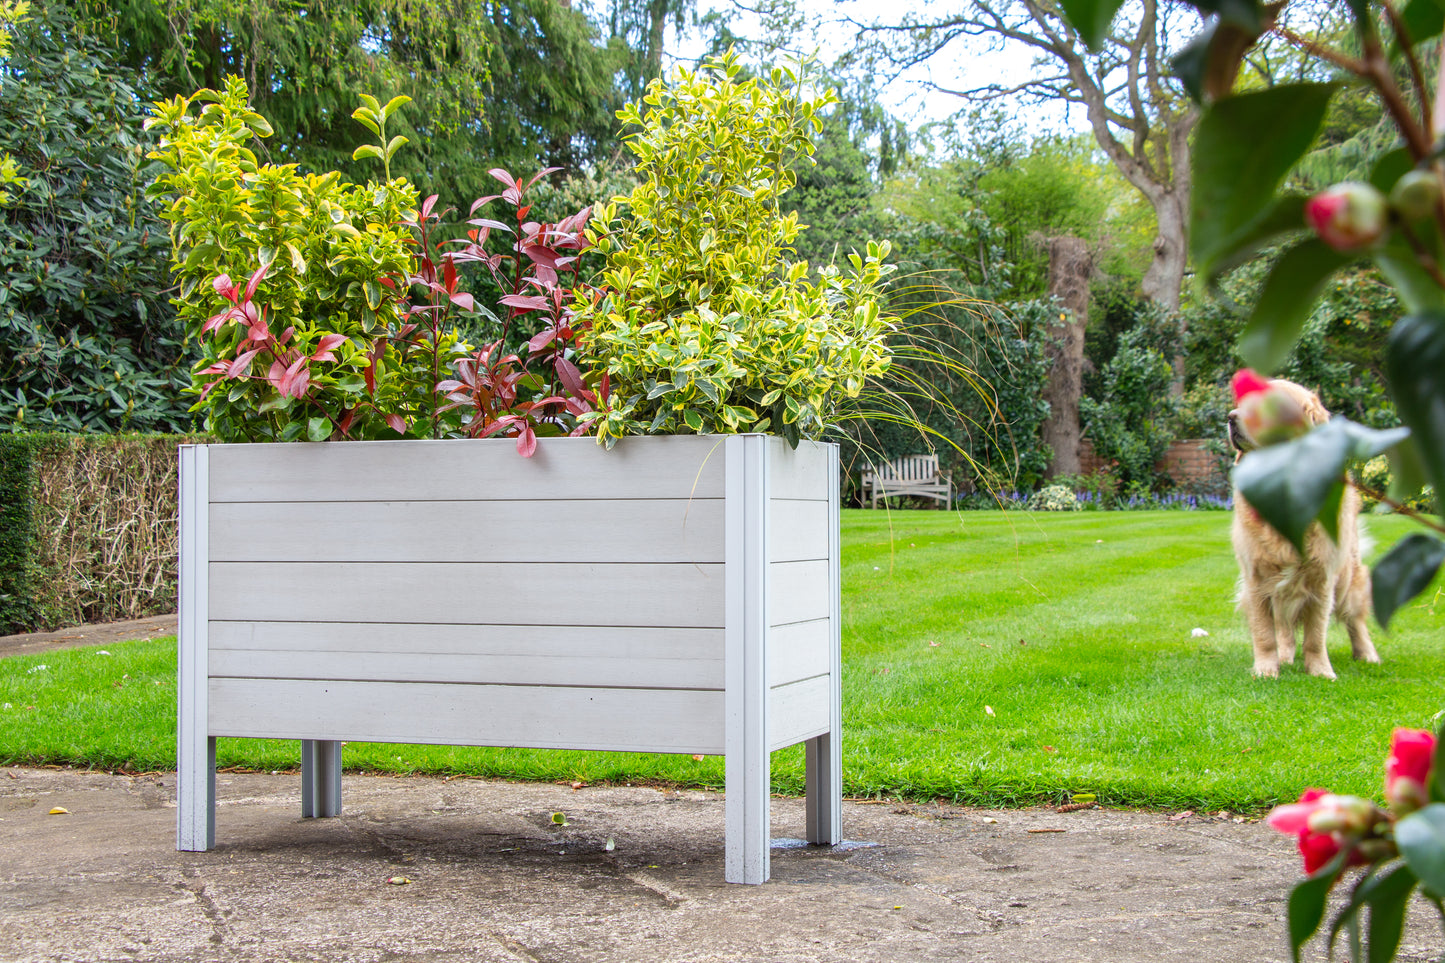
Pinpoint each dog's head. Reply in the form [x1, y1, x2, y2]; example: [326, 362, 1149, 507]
[1227, 378, 1329, 457]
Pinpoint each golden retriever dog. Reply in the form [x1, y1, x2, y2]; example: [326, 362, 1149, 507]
[1228, 379, 1378, 679]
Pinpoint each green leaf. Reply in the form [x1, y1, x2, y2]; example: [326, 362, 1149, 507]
[351, 144, 383, 163]
[1193, 84, 1337, 276]
[1232, 419, 1355, 553]
[306, 416, 330, 442]
[1372, 533, 1445, 629]
[1399, 0, 1445, 48]
[1370, 148, 1414, 194]
[1202, 194, 1308, 289]
[682, 408, 703, 432]
[1433, 721, 1445, 804]
[1290, 851, 1347, 962]
[1397, 804, 1445, 898]
[384, 135, 409, 163]
[1057, 0, 1126, 50]
[1376, 241, 1445, 313]
[1387, 436, 1433, 508]
[1365, 861, 1417, 963]
[1387, 313, 1445, 499]
[1240, 239, 1354, 371]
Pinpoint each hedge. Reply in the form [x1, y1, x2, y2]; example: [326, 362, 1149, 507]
[0, 434, 204, 634]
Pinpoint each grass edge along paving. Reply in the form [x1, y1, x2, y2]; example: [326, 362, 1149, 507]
[1, 510, 1441, 813]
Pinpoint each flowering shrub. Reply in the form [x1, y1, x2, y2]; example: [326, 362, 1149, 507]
[1266, 727, 1445, 960]
[1027, 485, 1081, 512]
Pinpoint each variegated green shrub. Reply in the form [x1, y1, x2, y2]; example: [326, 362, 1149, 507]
[576, 52, 896, 448]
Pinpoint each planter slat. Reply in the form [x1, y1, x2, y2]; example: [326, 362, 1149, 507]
[767, 619, 831, 687]
[208, 678, 726, 753]
[209, 621, 723, 661]
[212, 498, 725, 564]
[768, 674, 831, 751]
[208, 561, 726, 627]
[210, 648, 722, 690]
[179, 434, 842, 884]
[209, 436, 728, 503]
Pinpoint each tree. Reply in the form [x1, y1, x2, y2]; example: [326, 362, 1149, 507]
[850, 0, 1201, 381]
[68, 0, 504, 201]
[0, 4, 189, 432]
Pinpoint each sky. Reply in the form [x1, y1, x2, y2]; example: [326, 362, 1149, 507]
[667, 0, 1098, 138]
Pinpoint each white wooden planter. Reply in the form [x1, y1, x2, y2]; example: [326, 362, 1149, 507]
[176, 433, 841, 884]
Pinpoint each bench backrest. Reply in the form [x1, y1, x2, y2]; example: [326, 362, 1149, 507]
[877, 454, 940, 481]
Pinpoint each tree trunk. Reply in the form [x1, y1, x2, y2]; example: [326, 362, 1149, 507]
[1139, 176, 1191, 394]
[1041, 236, 1092, 479]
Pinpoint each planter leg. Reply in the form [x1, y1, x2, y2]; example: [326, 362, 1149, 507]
[177, 736, 216, 851]
[301, 740, 342, 817]
[805, 732, 841, 845]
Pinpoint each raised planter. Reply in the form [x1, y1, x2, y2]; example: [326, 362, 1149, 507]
[176, 433, 841, 884]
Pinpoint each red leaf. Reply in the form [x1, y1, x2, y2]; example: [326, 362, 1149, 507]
[488, 168, 517, 188]
[467, 218, 514, 234]
[525, 167, 564, 190]
[385, 413, 405, 435]
[267, 358, 287, 390]
[450, 292, 476, 312]
[443, 257, 458, 294]
[516, 424, 537, 457]
[311, 333, 347, 361]
[338, 409, 355, 436]
[280, 355, 310, 398]
[436, 379, 464, 393]
[277, 326, 294, 345]
[554, 355, 587, 397]
[244, 262, 269, 303]
[212, 274, 237, 301]
[469, 194, 502, 215]
[521, 244, 560, 270]
[229, 348, 261, 379]
[517, 205, 532, 220]
[421, 194, 439, 220]
[499, 294, 549, 311]
[528, 327, 559, 353]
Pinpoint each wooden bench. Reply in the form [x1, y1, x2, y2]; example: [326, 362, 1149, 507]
[860, 454, 953, 508]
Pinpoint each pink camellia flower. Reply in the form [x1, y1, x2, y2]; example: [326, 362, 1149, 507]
[1266, 789, 1375, 875]
[1305, 182, 1388, 252]
[1230, 369, 1311, 447]
[1385, 728, 1436, 816]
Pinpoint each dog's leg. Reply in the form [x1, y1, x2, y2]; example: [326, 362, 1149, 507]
[1273, 604, 1297, 666]
[1299, 592, 1337, 680]
[1243, 584, 1280, 677]
[1338, 561, 1380, 664]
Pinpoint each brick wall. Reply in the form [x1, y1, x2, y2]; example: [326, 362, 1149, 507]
[1077, 438, 1227, 489]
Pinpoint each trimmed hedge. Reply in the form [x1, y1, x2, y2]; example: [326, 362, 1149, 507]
[0, 434, 204, 634]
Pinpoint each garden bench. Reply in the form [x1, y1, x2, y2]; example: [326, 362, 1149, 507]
[860, 453, 953, 508]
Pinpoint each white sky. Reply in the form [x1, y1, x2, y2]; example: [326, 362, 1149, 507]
[667, 0, 1095, 138]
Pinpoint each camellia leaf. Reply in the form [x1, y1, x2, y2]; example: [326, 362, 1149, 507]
[1397, 804, 1445, 898]
[1202, 193, 1308, 289]
[1240, 238, 1354, 371]
[1290, 851, 1348, 962]
[1193, 83, 1337, 278]
[1372, 533, 1445, 630]
[1386, 313, 1445, 500]
[1433, 721, 1445, 804]
[1399, 0, 1445, 48]
[1057, 0, 1126, 50]
[1232, 418, 1354, 553]
[1375, 241, 1445, 313]
[1363, 862, 1417, 963]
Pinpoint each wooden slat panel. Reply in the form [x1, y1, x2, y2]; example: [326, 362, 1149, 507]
[768, 675, 830, 751]
[208, 562, 724, 627]
[208, 679, 725, 753]
[210, 499, 723, 564]
[766, 619, 830, 688]
[768, 560, 830, 626]
[210, 648, 721, 690]
[767, 438, 832, 501]
[207, 435, 727, 503]
[209, 621, 722, 659]
[768, 500, 828, 562]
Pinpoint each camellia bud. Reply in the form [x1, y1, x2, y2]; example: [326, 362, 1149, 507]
[1231, 369, 1310, 447]
[1305, 794, 1376, 836]
[1385, 727, 1436, 816]
[1305, 182, 1388, 252]
[1389, 170, 1443, 221]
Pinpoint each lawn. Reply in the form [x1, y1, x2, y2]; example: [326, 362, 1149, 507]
[2, 509, 1441, 812]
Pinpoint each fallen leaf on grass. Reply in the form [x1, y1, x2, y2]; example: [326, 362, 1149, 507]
[1169, 811, 1194, 821]
[571, 781, 587, 789]
[386, 876, 411, 885]
[551, 812, 569, 826]
[984, 705, 995, 717]
[48, 807, 69, 815]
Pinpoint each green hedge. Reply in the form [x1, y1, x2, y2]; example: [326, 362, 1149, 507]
[0, 434, 205, 634]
